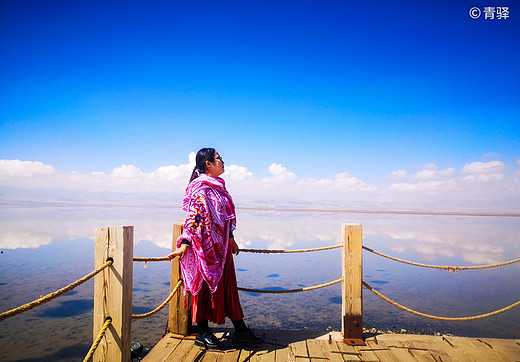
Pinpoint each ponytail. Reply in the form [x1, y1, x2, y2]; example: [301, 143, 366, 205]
[189, 148, 216, 183]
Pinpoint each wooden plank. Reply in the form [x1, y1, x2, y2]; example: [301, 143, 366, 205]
[165, 338, 204, 362]
[144, 331, 520, 362]
[336, 341, 367, 362]
[306, 339, 329, 361]
[342, 224, 363, 341]
[237, 348, 252, 362]
[168, 220, 191, 335]
[218, 348, 242, 362]
[363, 340, 396, 361]
[248, 344, 277, 362]
[373, 339, 422, 362]
[477, 338, 520, 361]
[443, 336, 509, 361]
[373, 335, 464, 362]
[200, 350, 221, 362]
[141, 334, 182, 361]
[323, 341, 347, 362]
[291, 340, 310, 359]
[93, 226, 133, 362]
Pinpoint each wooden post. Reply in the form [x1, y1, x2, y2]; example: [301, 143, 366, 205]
[342, 224, 364, 345]
[168, 220, 191, 335]
[93, 226, 133, 361]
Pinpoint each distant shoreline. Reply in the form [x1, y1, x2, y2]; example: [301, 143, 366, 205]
[239, 206, 520, 217]
[1, 199, 519, 217]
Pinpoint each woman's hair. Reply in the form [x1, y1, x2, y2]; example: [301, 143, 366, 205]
[189, 148, 216, 183]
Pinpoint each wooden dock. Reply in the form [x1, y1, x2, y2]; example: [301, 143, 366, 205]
[142, 329, 520, 361]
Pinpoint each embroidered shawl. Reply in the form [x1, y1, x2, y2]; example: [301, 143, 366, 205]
[176, 174, 236, 296]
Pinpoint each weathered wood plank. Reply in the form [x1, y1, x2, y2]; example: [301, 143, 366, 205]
[363, 340, 396, 361]
[141, 334, 182, 361]
[144, 331, 520, 362]
[306, 339, 329, 361]
[373, 339, 422, 362]
[342, 224, 363, 341]
[237, 347, 252, 362]
[169, 220, 191, 336]
[93, 226, 133, 362]
[218, 348, 242, 362]
[373, 334, 468, 362]
[316, 340, 347, 362]
[337, 340, 375, 362]
[248, 345, 277, 362]
[443, 336, 509, 362]
[477, 338, 520, 361]
[291, 340, 310, 359]
[200, 349, 221, 362]
[166, 338, 204, 362]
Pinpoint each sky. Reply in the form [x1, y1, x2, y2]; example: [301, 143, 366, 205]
[1, 0, 519, 210]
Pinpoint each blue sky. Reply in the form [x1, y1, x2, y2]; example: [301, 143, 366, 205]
[1, 0, 519, 208]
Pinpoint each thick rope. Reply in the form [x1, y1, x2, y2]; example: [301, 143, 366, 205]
[238, 278, 343, 294]
[132, 280, 183, 320]
[240, 244, 342, 254]
[363, 246, 520, 271]
[0, 260, 113, 322]
[363, 281, 520, 321]
[133, 244, 342, 261]
[83, 317, 112, 362]
[133, 256, 171, 262]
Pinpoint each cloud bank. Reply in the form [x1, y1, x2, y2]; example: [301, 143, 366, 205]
[1, 155, 519, 211]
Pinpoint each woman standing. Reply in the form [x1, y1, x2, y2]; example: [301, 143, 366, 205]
[168, 148, 262, 349]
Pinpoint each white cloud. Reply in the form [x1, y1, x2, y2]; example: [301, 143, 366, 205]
[461, 160, 504, 175]
[225, 165, 254, 182]
[333, 172, 373, 191]
[387, 170, 407, 179]
[260, 163, 297, 187]
[387, 164, 454, 181]
[267, 163, 296, 180]
[0, 156, 519, 211]
[413, 166, 455, 181]
[0, 160, 54, 179]
[111, 164, 145, 179]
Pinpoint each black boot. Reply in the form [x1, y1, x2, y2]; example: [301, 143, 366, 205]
[195, 320, 223, 350]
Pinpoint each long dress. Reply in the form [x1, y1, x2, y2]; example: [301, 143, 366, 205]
[176, 173, 244, 324]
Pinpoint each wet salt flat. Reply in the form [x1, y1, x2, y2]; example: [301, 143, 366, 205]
[0, 205, 519, 361]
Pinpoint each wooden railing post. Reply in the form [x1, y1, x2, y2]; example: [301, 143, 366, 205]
[168, 220, 191, 335]
[93, 226, 133, 361]
[342, 224, 364, 345]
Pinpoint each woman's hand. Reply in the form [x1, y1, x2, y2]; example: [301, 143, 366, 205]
[168, 244, 188, 260]
[231, 238, 240, 255]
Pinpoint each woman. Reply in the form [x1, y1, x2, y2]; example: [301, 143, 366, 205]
[168, 148, 262, 349]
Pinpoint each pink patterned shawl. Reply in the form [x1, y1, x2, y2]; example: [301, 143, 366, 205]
[176, 174, 236, 297]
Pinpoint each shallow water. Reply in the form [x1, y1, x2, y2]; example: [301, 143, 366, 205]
[0, 205, 519, 361]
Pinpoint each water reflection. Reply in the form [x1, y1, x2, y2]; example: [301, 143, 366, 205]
[1, 205, 518, 268]
[0, 205, 519, 361]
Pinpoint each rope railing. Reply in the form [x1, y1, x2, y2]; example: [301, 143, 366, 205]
[83, 317, 112, 362]
[238, 278, 343, 294]
[132, 280, 183, 320]
[0, 259, 113, 322]
[128, 238, 520, 326]
[363, 281, 520, 321]
[133, 256, 172, 262]
[363, 246, 520, 271]
[131, 244, 343, 262]
[240, 244, 342, 254]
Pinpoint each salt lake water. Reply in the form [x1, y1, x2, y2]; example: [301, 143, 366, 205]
[0, 204, 519, 361]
